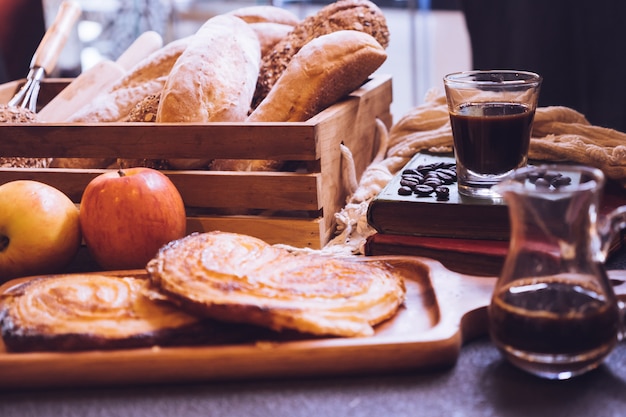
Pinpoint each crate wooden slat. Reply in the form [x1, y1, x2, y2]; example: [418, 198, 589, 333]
[0, 74, 393, 250]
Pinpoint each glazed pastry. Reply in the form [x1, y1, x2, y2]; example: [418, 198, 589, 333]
[0, 274, 237, 352]
[147, 231, 406, 337]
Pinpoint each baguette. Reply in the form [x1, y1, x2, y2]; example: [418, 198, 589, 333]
[214, 30, 386, 172]
[156, 15, 260, 124]
[248, 30, 387, 122]
[157, 14, 261, 170]
[252, 0, 389, 109]
[66, 37, 191, 123]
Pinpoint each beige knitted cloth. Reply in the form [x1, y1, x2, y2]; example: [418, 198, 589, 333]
[324, 90, 626, 255]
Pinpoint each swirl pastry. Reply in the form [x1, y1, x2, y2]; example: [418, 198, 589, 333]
[0, 274, 234, 352]
[147, 232, 406, 337]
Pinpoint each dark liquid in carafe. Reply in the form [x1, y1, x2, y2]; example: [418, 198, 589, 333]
[489, 277, 619, 354]
[450, 102, 534, 174]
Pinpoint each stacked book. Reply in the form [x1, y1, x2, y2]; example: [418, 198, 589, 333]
[365, 153, 625, 277]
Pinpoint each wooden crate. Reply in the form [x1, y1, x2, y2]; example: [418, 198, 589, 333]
[0, 75, 393, 249]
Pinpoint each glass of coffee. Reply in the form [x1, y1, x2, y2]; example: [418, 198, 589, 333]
[443, 70, 542, 199]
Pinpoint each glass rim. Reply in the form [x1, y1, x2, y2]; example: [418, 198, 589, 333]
[444, 70, 543, 86]
[496, 163, 605, 194]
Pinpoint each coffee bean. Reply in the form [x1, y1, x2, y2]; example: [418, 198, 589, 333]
[414, 184, 434, 196]
[424, 178, 442, 187]
[402, 168, 418, 175]
[396, 160, 457, 199]
[398, 186, 413, 195]
[403, 172, 424, 183]
[437, 168, 457, 178]
[435, 186, 450, 200]
[400, 177, 420, 188]
[534, 178, 551, 188]
[552, 175, 572, 187]
[435, 171, 455, 185]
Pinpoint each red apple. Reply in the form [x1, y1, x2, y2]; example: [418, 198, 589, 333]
[79, 167, 187, 270]
[0, 180, 81, 281]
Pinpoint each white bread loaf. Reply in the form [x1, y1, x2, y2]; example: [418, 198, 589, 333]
[252, 0, 389, 109]
[156, 14, 260, 169]
[248, 30, 387, 122]
[156, 15, 260, 124]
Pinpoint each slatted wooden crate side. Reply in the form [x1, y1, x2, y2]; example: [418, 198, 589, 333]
[313, 75, 393, 241]
[186, 215, 325, 249]
[0, 167, 323, 211]
[0, 122, 320, 161]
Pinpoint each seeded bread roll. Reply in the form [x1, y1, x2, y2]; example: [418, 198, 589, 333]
[252, 0, 389, 109]
[127, 93, 160, 123]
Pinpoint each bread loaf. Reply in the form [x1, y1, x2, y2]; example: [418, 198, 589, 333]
[248, 30, 387, 122]
[252, 0, 389, 109]
[157, 14, 261, 170]
[156, 15, 260, 124]
[227, 5, 300, 60]
[228, 5, 300, 26]
[66, 37, 191, 123]
[248, 22, 295, 57]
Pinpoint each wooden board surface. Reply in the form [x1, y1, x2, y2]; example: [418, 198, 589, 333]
[1, 260, 624, 390]
[0, 257, 496, 390]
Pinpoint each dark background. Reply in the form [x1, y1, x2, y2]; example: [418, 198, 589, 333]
[1, 0, 624, 132]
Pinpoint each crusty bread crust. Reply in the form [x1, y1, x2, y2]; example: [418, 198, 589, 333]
[228, 5, 300, 26]
[248, 22, 295, 58]
[252, 0, 389, 109]
[156, 15, 260, 124]
[248, 30, 387, 122]
[156, 15, 260, 169]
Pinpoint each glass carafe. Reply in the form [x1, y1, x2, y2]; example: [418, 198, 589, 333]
[489, 164, 626, 380]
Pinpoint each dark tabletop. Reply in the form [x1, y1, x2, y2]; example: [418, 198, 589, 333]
[1, 251, 624, 417]
[1, 336, 625, 417]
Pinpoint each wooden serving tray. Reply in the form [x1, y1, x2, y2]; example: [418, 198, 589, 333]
[1, 259, 623, 390]
[0, 256, 495, 390]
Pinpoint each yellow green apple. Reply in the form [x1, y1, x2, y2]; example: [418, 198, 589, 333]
[0, 180, 81, 281]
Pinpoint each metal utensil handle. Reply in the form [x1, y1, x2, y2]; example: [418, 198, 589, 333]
[30, 0, 82, 75]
